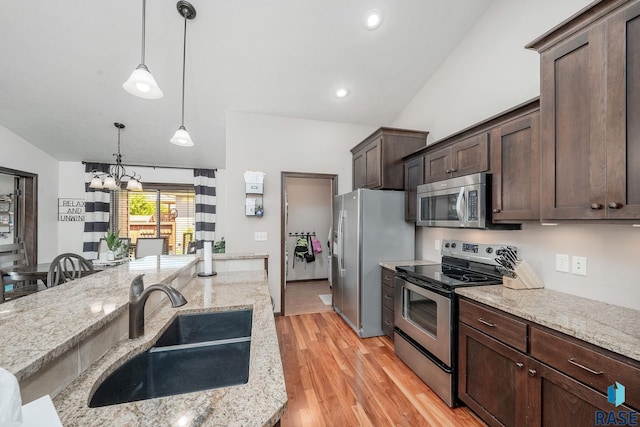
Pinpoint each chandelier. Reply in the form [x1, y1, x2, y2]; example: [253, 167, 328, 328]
[89, 123, 143, 191]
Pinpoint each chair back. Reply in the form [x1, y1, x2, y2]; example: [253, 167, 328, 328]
[135, 238, 166, 259]
[187, 241, 197, 254]
[0, 242, 30, 301]
[47, 253, 94, 287]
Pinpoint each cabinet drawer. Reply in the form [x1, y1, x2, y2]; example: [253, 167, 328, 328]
[459, 299, 528, 352]
[382, 284, 394, 310]
[530, 326, 640, 410]
[382, 306, 394, 338]
[382, 268, 394, 286]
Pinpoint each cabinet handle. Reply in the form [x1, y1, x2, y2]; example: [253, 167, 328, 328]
[591, 203, 603, 210]
[384, 321, 393, 326]
[516, 362, 524, 370]
[528, 369, 537, 377]
[446, 169, 452, 174]
[608, 202, 623, 209]
[384, 295, 392, 300]
[492, 208, 501, 214]
[568, 358, 603, 375]
[477, 318, 496, 328]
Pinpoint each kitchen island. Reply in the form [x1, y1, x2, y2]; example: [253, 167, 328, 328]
[0, 254, 286, 426]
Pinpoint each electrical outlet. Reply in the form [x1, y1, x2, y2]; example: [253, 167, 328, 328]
[572, 256, 587, 276]
[555, 254, 570, 273]
[434, 240, 441, 251]
[254, 232, 267, 241]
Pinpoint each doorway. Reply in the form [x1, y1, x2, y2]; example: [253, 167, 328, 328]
[280, 172, 337, 316]
[0, 167, 37, 265]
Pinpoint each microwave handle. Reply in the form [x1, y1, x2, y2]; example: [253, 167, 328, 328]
[455, 187, 465, 222]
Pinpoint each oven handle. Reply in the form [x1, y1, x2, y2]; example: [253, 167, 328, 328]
[455, 187, 465, 223]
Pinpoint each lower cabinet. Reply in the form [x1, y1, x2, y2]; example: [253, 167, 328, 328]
[458, 299, 638, 427]
[381, 267, 395, 339]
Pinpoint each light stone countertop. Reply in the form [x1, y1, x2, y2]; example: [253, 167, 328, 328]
[52, 270, 286, 427]
[379, 259, 439, 271]
[456, 286, 640, 362]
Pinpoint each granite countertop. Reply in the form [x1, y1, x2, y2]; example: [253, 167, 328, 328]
[379, 259, 439, 271]
[456, 286, 640, 362]
[53, 270, 286, 427]
[0, 255, 200, 382]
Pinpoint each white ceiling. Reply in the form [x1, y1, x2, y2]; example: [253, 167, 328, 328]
[0, 0, 492, 169]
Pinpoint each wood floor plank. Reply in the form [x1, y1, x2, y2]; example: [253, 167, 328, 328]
[276, 311, 486, 426]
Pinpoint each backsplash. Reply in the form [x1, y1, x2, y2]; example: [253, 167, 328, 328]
[417, 222, 640, 311]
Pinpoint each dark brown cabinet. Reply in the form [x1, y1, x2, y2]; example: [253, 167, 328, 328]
[403, 157, 423, 222]
[351, 128, 427, 191]
[528, 0, 640, 220]
[459, 298, 639, 427]
[423, 133, 489, 184]
[381, 267, 395, 339]
[490, 112, 540, 221]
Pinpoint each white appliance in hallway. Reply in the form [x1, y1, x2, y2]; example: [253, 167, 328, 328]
[332, 189, 414, 338]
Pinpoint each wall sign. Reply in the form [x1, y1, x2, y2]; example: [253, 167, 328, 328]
[58, 198, 85, 221]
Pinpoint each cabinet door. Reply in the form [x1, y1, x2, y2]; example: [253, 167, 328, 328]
[529, 361, 635, 427]
[540, 24, 607, 220]
[459, 323, 529, 427]
[491, 113, 540, 221]
[606, 2, 640, 218]
[364, 138, 382, 188]
[353, 151, 366, 190]
[424, 147, 452, 183]
[451, 133, 489, 177]
[404, 157, 424, 222]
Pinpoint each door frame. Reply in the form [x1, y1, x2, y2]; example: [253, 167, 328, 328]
[280, 172, 338, 316]
[0, 166, 37, 265]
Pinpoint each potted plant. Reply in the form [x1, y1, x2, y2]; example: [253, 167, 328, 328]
[105, 230, 122, 261]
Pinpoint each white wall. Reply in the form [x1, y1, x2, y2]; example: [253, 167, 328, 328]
[0, 124, 59, 262]
[285, 177, 332, 282]
[392, 0, 640, 310]
[57, 162, 227, 255]
[226, 111, 376, 312]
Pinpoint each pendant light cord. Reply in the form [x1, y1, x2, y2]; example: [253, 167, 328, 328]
[180, 13, 187, 127]
[141, 0, 146, 65]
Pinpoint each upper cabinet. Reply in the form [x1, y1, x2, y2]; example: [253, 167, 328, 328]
[490, 112, 540, 221]
[527, 0, 640, 220]
[423, 133, 489, 184]
[351, 128, 428, 191]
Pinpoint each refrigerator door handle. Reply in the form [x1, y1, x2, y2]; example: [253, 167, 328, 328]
[338, 209, 345, 277]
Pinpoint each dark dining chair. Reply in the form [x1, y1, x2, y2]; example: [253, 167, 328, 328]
[47, 253, 95, 288]
[0, 242, 39, 302]
[187, 240, 197, 254]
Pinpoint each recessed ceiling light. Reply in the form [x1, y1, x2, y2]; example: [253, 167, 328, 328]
[363, 9, 384, 30]
[335, 88, 350, 99]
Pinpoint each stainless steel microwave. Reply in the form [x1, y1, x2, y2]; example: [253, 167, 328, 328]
[416, 172, 519, 229]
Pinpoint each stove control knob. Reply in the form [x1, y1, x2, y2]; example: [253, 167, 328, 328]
[451, 243, 457, 249]
[444, 242, 450, 248]
[486, 247, 493, 254]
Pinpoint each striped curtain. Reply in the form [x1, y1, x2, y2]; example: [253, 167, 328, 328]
[82, 163, 111, 259]
[194, 169, 217, 254]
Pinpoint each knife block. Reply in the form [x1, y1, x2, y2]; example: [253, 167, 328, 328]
[502, 260, 544, 289]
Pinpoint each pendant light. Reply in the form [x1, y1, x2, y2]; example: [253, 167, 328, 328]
[170, 1, 196, 147]
[89, 123, 143, 192]
[123, 0, 163, 99]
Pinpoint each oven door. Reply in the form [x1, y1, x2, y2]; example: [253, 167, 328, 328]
[394, 277, 452, 367]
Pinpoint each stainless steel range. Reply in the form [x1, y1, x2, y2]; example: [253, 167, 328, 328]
[394, 239, 514, 407]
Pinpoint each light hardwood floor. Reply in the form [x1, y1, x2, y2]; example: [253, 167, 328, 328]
[276, 311, 486, 426]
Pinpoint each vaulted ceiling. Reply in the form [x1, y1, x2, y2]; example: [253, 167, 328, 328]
[0, 0, 492, 169]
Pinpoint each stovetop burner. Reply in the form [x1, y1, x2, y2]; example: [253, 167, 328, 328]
[396, 263, 501, 289]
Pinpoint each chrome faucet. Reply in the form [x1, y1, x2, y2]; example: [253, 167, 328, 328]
[129, 274, 187, 339]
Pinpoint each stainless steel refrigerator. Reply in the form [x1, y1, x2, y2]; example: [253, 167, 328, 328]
[332, 189, 414, 338]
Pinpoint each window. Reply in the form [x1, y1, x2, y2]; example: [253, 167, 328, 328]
[111, 184, 195, 255]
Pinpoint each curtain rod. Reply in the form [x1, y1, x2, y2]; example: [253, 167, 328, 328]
[81, 161, 197, 171]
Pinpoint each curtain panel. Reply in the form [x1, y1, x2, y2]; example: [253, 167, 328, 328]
[82, 163, 111, 259]
[193, 169, 217, 254]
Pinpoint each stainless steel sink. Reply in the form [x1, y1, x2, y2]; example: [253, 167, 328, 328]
[154, 309, 252, 347]
[89, 309, 253, 408]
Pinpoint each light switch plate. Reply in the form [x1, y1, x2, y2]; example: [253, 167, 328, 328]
[434, 240, 441, 251]
[572, 256, 587, 276]
[555, 254, 570, 273]
[254, 232, 267, 241]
